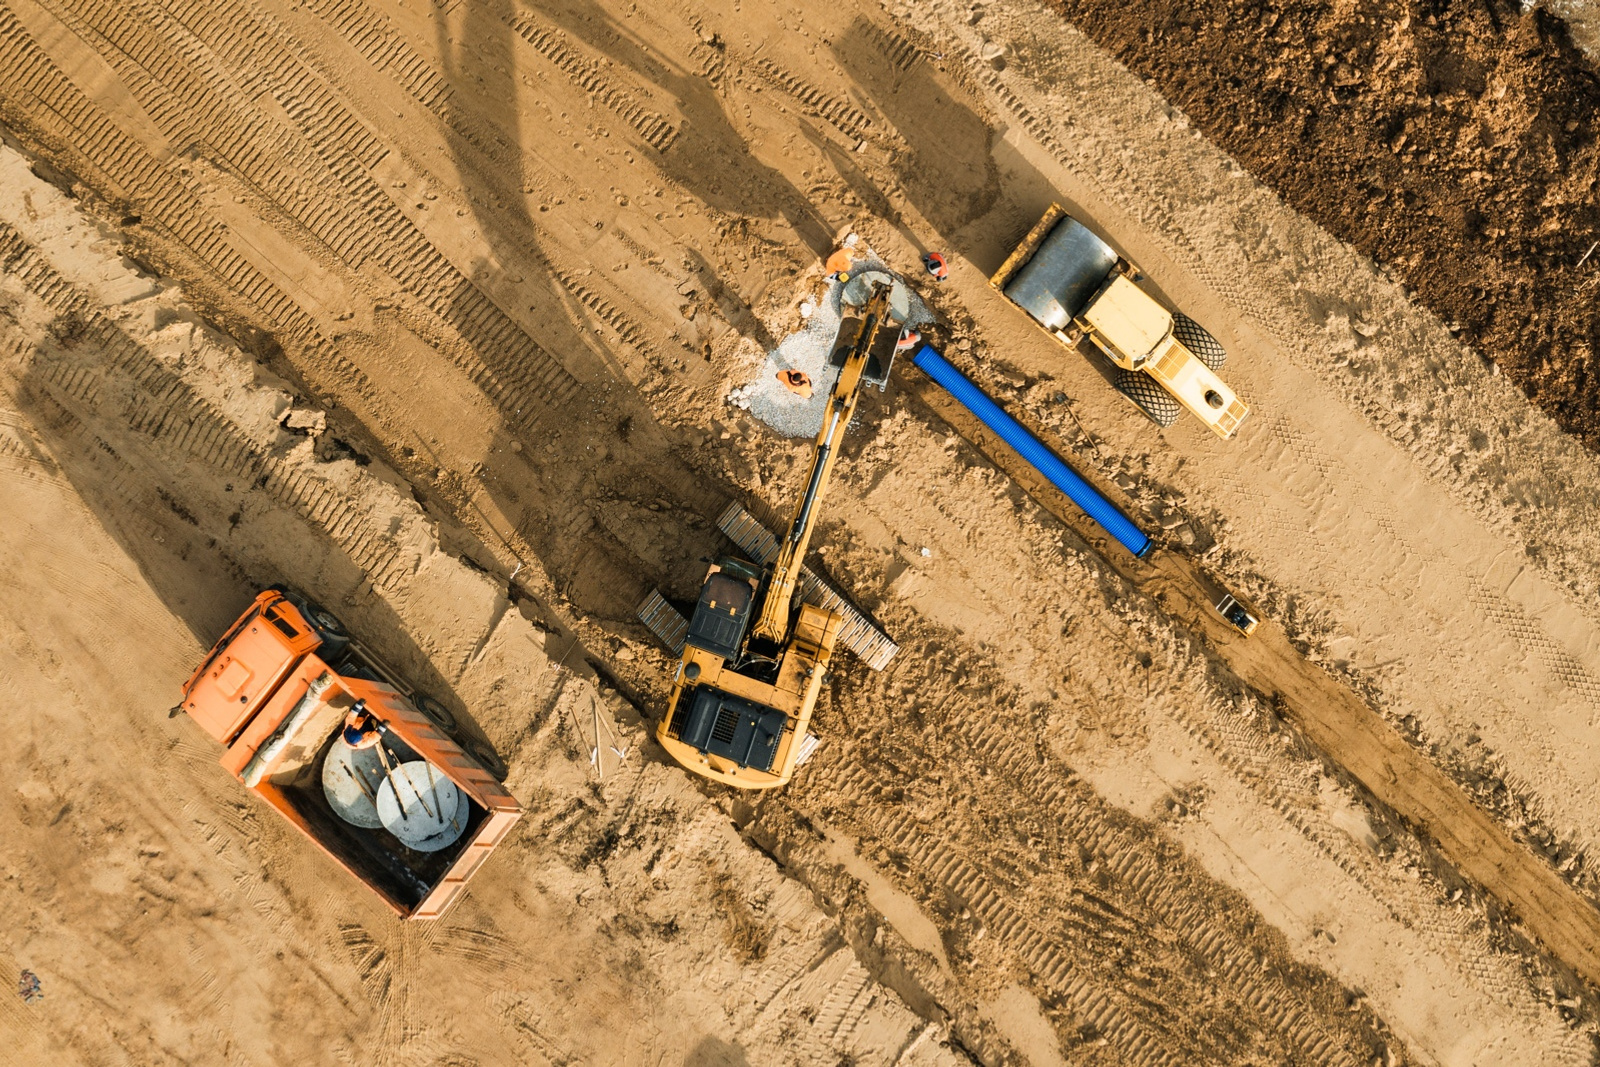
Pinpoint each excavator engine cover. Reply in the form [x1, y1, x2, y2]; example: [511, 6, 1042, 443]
[679, 687, 785, 771]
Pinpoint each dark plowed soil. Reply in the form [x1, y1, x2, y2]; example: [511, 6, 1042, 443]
[1050, 0, 1600, 445]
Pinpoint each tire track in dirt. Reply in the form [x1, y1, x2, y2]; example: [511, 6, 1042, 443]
[2, 0, 584, 426]
[840, 792, 1192, 1065]
[798, 667, 1376, 1067]
[507, 9, 679, 152]
[752, 57, 875, 141]
[0, 222, 418, 588]
[900, 363, 1600, 994]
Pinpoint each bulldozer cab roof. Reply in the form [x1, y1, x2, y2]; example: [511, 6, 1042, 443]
[1003, 214, 1119, 331]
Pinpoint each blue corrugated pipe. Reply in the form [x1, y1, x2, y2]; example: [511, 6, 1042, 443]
[910, 344, 1153, 558]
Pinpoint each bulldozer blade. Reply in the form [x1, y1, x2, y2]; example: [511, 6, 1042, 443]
[636, 589, 688, 654]
[716, 503, 899, 670]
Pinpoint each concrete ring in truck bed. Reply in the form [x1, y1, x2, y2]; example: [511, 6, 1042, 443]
[321, 736, 385, 829]
[1004, 217, 1119, 331]
[376, 762, 466, 852]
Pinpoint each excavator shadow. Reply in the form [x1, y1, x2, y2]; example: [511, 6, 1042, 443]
[13, 309, 513, 783]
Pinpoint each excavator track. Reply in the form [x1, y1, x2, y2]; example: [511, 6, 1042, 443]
[716, 502, 899, 671]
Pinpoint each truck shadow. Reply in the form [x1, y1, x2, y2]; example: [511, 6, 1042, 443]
[13, 306, 511, 775]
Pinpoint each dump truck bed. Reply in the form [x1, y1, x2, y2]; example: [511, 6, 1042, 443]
[220, 661, 520, 918]
[181, 591, 520, 919]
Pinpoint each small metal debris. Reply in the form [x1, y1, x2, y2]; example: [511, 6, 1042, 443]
[18, 969, 41, 1003]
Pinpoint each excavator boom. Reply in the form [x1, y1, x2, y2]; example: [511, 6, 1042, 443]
[751, 288, 891, 644]
[651, 278, 905, 789]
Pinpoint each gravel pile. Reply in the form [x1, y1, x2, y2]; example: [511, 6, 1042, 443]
[732, 263, 932, 439]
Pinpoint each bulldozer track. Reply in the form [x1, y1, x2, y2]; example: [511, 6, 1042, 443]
[902, 365, 1600, 997]
[37, 0, 376, 273]
[945, 715, 1366, 1067]
[296, 0, 451, 111]
[812, 754, 1201, 1067]
[752, 58, 873, 141]
[161, 0, 388, 167]
[855, 21, 922, 73]
[1, 0, 584, 424]
[551, 268, 660, 361]
[0, 222, 418, 591]
[507, 11, 679, 153]
[803, 638, 1380, 1067]
[1165, 680, 1530, 1006]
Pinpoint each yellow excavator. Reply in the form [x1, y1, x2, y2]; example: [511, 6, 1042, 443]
[650, 281, 903, 788]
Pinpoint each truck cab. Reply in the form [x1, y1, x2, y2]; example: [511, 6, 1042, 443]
[178, 590, 520, 919]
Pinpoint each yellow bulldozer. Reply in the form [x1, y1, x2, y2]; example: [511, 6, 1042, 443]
[993, 204, 1249, 438]
[636, 281, 903, 788]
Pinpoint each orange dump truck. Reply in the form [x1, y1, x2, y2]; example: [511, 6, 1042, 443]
[175, 589, 520, 919]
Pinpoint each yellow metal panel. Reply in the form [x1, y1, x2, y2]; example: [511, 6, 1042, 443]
[1080, 275, 1172, 363]
[704, 663, 804, 717]
[1143, 340, 1251, 439]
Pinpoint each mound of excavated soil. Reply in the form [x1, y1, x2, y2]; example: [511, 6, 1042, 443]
[1047, 0, 1600, 443]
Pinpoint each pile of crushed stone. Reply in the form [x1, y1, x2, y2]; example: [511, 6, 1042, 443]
[731, 261, 933, 439]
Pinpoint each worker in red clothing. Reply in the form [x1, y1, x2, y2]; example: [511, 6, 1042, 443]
[922, 252, 949, 282]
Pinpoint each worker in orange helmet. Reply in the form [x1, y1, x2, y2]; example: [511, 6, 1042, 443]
[777, 369, 814, 398]
[921, 252, 949, 282]
[342, 701, 382, 749]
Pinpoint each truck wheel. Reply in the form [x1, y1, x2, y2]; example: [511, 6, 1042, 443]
[307, 606, 348, 639]
[413, 694, 458, 735]
[293, 596, 350, 655]
[1172, 312, 1227, 370]
[1115, 370, 1182, 428]
[461, 735, 509, 781]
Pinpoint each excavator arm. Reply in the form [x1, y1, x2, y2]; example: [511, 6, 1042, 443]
[751, 284, 896, 644]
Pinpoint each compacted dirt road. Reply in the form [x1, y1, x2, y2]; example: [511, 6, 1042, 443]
[6, 0, 1600, 1064]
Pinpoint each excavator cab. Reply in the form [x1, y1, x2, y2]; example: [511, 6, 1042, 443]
[684, 559, 760, 662]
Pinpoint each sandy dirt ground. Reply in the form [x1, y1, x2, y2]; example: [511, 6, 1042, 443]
[0, 149, 960, 1065]
[6, 0, 1600, 1064]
